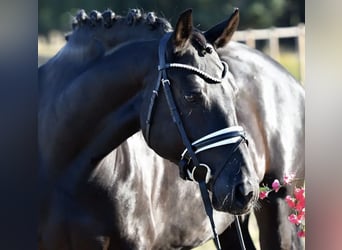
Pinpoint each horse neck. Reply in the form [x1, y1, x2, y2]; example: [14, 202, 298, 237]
[38, 35, 105, 97]
[53, 93, 143, 189]
[98, 18, 171, 53]
[41, 41, 158, 165]
[60, 40, 156, 115]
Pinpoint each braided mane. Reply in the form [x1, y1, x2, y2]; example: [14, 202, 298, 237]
[67, 8, 172, 40]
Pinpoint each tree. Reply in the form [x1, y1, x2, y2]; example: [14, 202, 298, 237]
[38, 0, 304, 35]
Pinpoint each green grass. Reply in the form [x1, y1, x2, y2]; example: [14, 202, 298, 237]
[277, 51, 301, 81]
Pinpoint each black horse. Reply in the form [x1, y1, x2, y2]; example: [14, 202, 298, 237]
[39, 8, 305, 250]
[40, 8, 255, 249]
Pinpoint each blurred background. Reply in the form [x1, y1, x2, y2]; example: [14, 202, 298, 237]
[38, 0, 305, 82]
[39, 0, 304, 35]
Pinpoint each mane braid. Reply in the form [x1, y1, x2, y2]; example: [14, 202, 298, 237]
[69, 8, 172, 33]
[126, 8, 142, 25]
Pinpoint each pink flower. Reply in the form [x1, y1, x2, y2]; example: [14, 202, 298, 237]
[288, 213, 301, 225]
[259, 176, 305, 238]
[283, 174, 295, 185]
[272, 179, 281, 192]
[259, 190, 269, 200]
[297, 229, 305, 238]
[294, 187, 305, 201]
[296, 198, 305, 212]
[297, 208, 305, 217]
[285, 195, 296, 208]
[294, 187, 305, 211]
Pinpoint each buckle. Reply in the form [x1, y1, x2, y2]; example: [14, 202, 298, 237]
[187, 164, 211, 184]
[161, 78, 170, 86]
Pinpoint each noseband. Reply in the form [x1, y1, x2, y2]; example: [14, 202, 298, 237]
[144, 33, 248, 250]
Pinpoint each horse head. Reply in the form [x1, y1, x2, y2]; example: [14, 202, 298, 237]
[140, 9, 259, 214]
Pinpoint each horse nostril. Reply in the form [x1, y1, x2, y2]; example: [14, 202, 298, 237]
[235, 183, 254, 203]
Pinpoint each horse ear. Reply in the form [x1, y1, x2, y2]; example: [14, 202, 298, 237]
[204, 8, 239, 49]
[172, 9, 193, 51]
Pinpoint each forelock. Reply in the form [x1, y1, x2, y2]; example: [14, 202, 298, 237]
[191, 30, 213, 55]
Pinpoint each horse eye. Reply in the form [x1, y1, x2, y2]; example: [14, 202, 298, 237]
[184, 95, 195, 102]
[184, 92, 202, 103]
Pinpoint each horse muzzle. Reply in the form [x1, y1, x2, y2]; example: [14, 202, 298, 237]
[211, 174, 258, 214]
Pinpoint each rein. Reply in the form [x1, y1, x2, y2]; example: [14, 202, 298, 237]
[145, 33, 247, 250]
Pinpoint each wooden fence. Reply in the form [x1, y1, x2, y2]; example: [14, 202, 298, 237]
[38, 24, 305, 82]
[232, 24, 305, 82]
